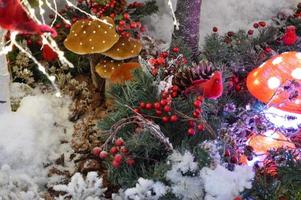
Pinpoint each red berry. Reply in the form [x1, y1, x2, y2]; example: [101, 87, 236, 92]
[212, 27, 218, 32]
[154, 102, 161, 110]
[145, 103, 152, 110]
[187, 128, 196, 136]
[114, 154, 123, 163]
[170, 115, 178, 122]
[230, 156, 238, 163]
[227, 31, 235, 37]
[120, 147, 129, 154]
[115, 138, 124, 146]
[235, 85, 241, 91]
[123, 13, 130, 20]
[193, 111, 200, 118]
[253, 23, 259, 28]
[110, 146, 118, 154]
[171, 91, 178, 98]
[163, 105, 171, 112]
[119, 20, 126, 26]
[139, 102, 146, 109]
[130, 22, 137, 28]
[160, 99, 168, 106]
[193, 100, 202, 108]
[247, 29, 254, 35]
[172, 47, 179, 53]
[172, 86, 179, 92]
[126, 159, 135, 166]
[99, 151, 108, 159]
[112, 160, 121, 168]
[27, 39, 32, 46]
[156, 110, 163, 116]
[259, 21, 266, 27]
[188, 120, 196, 127]
[162, 116, 169, 123]
[197, 124, 204, 131]
[92, 147, 101, 156]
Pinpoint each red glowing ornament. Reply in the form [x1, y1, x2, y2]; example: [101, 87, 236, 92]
[0, 0, 57, 37]
[247, 130, 295, 154]
[247, 52, 301, 114]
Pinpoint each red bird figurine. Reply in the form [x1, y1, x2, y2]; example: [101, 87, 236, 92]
[0, 0, 57, 37]
[282, 25, 298, 46]
[184, 71, 223, 99]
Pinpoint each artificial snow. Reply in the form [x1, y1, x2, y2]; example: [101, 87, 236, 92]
[0, 92, 74, 198]
[201, 164, 255, 200]
[123, 178, 167, 200]
[199, 0, 298, 44]
[166, 151, 204, 200]
[53, 172, 107, 200]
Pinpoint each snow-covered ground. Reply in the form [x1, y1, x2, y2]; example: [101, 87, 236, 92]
[130, 0, 299, 48]
[0, 87, 74, 199]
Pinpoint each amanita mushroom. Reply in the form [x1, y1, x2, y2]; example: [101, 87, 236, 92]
[95, 58, 140, 83]
[101, 37, 142, 60]
[247, 130, 295, 154]
[64, 17, 120, 54]
[247, 51, 301, 114]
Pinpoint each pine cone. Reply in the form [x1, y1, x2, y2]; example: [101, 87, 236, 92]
[172, 61, 213, 90]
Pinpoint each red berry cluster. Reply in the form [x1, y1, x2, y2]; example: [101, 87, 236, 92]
[116, 14, 144, 39]
[228, 75, 245, 92]
[92, 138, 135, 169]
[187, 96, 205, 136]
[247, 21, 266, 36]
[135, 86, 179, 123]
[148, 47, 186, 77]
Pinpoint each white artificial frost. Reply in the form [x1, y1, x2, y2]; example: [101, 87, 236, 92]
[53, 172, 107, 200]
[201, 164, 255, 200]
[123, 178, 167, 200]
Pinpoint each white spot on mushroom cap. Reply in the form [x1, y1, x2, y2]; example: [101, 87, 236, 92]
[93, 31, 96, 34]
[83, 31, 86, 34]
[268, 77, 281, 89]
[259, 62, 266, 68]
[272, 57, 283, 65]
[291, 68, 301, 80]
[296, 53, 301, 59]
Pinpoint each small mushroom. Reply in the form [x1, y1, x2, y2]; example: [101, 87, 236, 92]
[101, 37, 142, 60]
[64, 17, 120, 55]
[247, 51, 301, 114]
[95, 58, 140, 83]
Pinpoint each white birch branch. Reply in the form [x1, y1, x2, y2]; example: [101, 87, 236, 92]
[0, 30, 11, 113]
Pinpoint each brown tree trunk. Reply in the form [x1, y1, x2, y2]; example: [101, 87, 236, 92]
[171, 0, 202, 63]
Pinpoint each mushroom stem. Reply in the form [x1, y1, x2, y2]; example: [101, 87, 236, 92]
[89, 54, 106, 103]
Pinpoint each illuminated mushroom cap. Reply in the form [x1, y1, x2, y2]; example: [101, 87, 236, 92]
[101, 37, 142, 60]
[247, 130, 295, 154]
[247, 51, 301, 114]
[95, 58, 140, 83]
[64, 17, 120, 55]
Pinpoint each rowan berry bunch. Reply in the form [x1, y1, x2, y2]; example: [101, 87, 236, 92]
[92, 138, 135, 169]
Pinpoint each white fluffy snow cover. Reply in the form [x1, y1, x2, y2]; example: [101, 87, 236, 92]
[201, 164, 255, 200]
[130, 0, 298, 48]
[166, 151, 204, 200]
[53, 172, 107, 200]
[123, 178, 167, 200]
[199, 0, 298, 44]
[0, 93, 74, 197]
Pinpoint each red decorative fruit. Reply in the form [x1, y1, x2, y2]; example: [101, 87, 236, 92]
[187, 128, 196, 136]
[99, 151, 108, 159]
[110, 146, 118, 154]
[115, 138, 124, 146]
[92, 147, 101, 156]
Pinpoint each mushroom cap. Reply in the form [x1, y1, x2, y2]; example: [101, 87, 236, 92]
[101, 37, 142, 60]
[247, 51, 301, 114]
[247, 130, 295, 153]
[64, 17, 120, 55]
[95, 58, 140, 83]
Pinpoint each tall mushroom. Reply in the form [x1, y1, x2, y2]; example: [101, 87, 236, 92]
[64, 17, 120, 91]
[247, 51, 301, 114]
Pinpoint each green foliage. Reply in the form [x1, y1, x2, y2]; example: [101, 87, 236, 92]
[130, 1, 159, 20]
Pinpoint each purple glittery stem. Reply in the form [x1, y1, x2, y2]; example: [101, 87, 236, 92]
[173, 0, 202, 62]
